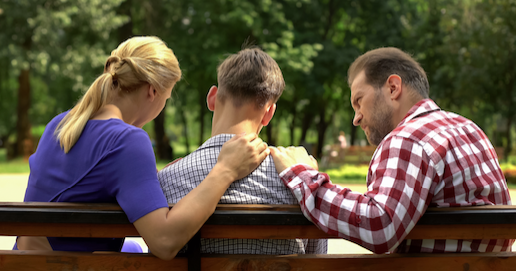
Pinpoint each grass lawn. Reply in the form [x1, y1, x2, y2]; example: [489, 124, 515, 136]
[0, 147, 367, 180]
[0, 149, 30, 173]
[0, 148, 169, 174]
[2, 148, 516, 189]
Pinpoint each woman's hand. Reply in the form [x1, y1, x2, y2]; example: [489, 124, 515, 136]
[269, 146, 318, 174]
[135, 133, 269, 260]
[217, 133, 270, 181]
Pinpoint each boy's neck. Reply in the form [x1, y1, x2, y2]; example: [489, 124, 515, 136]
[210, 103, 263, 137]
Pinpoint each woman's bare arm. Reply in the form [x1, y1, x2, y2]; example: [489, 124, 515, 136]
[133, 133, 269, 260]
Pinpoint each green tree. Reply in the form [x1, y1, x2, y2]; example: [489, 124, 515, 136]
[0, 0, 127, 158]
[435, 0, 516, 156]
[148, 0, 322, 150]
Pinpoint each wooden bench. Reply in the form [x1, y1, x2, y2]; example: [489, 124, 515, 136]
[1, 202, 516, 271]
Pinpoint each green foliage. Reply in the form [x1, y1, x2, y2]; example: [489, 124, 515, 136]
[322, 164, 369, 184]
[1, 0, 516, 160]
[0, 0, 127, 145]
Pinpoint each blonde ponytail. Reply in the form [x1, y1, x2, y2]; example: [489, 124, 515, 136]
[54, 36, 181, 153]
[55, 73, 114, 153]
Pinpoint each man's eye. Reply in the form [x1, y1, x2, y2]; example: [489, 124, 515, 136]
[354, 98, 361, 108]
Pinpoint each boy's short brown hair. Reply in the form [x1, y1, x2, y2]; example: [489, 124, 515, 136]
[217, 48, 285, 108]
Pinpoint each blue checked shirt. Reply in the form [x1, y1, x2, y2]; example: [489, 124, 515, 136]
[158, 134, 327, 254]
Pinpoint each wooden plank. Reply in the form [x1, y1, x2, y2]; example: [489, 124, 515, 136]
[3, 202, 515, 211]
[406, 224, 516, 240]
[3, 251, 514, 271]
[206, 224, 516, 240]
[201, 252, 516, 271]
[0, 222, 139, 238]
[3, 221, 516, 240]
[0, 222, 331, 239]
[3, 203, 516, 226]
[3, 204, 516, 225]
[2, 203, 516, 239]
[0, 202, 302, 211]
[427, 205, 516, 211]
[0, 202, 126, 210]
[200, 225, 334, 239]
[0, 250, 187, 271]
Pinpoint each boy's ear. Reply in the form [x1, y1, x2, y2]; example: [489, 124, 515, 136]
[206, 86, 218, 111]
[261, 103, 277, 126]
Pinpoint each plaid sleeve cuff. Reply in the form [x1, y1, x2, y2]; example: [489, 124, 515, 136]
[278, 166, 295, 180]
[279, 164, 316, 187]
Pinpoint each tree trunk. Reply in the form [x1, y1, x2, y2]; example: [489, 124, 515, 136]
[289, 101, 297, 146]
[117, 0, 133, 43]
[350, 122, 358, 146]
[315, 108, 332, 159]
[265, 120, 275, 146]
[0, 56, 13, 152]
[142, 0, 173, 160]
[198, 91, 206, 146]
[298, 111, 314, 145]
[198, 86, 211, 146]
[15, 68, 33, 159]
[154, 108, 173, 160]
[502, 59, 515, 160]
[504, 116, 512, 159]
[179, 106, 190, 154]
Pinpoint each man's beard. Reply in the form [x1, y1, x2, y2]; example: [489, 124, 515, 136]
[366, 94, 394, 146]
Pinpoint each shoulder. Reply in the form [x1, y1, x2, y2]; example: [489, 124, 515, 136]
[69, 119, 153, 163]
[158, 138, 219, 182]
[40, 111, 70, 138]
[247, 154, 277, 174]
[390, 110, 477, 149]
[89, 119, 150, 145]
[393, 110, 466, 140]
[159, 147, 210, 175]
[379, 110, 481, 167]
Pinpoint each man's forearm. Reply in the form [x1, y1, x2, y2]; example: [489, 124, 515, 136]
[280, 164, 425, 254]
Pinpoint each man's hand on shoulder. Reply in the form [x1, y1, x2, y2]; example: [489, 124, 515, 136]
[269, 146, 318, 174]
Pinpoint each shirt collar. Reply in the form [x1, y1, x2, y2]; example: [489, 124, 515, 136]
[197, 134, 235, 150]
[396, 99, 441, 128]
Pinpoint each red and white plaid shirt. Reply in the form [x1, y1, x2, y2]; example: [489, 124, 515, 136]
[280, 99, 513, 253]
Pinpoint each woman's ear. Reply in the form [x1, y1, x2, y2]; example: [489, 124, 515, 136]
[207, 86, 218, 111]
[147, 84, 157, 102]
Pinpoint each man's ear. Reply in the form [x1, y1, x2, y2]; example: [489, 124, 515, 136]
[206, 86, 218, 111]
[261, 103, 277, 126]
[386, 74, 403, 100]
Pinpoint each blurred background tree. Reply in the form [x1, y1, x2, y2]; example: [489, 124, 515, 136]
[0, 0, 515, 162]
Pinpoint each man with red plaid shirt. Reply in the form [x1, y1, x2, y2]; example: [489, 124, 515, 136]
[270, 47, 513, 253]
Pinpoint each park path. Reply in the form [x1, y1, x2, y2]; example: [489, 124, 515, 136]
[1, 174, 515, 253]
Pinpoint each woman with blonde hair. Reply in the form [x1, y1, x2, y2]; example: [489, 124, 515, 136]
[16, 36, 269, 260]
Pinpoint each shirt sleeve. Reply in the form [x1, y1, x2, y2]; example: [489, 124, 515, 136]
[106, 128, 169, 223]
[280, 136, 438, 253]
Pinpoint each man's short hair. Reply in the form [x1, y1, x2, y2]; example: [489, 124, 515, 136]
[347, 47, 429, 99]
[217, 47, 285, 108]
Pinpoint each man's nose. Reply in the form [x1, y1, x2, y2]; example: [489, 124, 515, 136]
[353, 112, 362, 126]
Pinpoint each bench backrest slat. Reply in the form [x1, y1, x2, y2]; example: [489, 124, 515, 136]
[1, 203, 516, 240]
[3, 222, 516, 240]
[1, 202, 516, 271]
